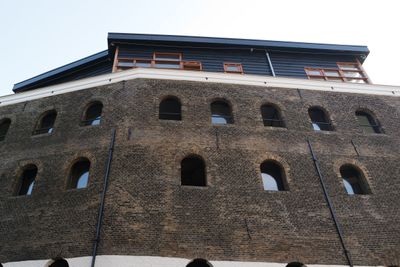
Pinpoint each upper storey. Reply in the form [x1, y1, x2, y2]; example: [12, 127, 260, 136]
[12, 33, 370, 93]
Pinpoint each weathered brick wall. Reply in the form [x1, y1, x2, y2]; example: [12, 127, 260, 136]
[0, 79, 399, 265]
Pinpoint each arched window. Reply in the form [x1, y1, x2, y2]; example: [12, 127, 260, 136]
[308, 107, 333, 131]
[340, 165, 369, 195]
[181, 156, 206, 186]
[17, 164, 38, 196]
[33, 110, 57, 135]
[286, 262, 306, 267]
[67, 159, 90, 189]
[0, 118, 11, 141]
[355, 110, 382, 134]
[81, 102, 103, 126]
[211, 100, 233, 124]
[186, 258, 212, 267]
[159, 97, 182, 120]
[261, 104, 284, 127]
[260, 161, 286, 191]
[49, 258, 69, 267]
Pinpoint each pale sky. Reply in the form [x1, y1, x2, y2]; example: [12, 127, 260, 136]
[0, 0, 399, 97]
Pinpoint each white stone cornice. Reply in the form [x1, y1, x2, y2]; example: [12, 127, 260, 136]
[1, 68, 399, 107]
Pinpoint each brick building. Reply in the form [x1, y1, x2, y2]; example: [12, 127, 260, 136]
[0, 33, 399, 267]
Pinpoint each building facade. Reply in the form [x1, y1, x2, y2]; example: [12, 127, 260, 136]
[0, 33, 399, 267]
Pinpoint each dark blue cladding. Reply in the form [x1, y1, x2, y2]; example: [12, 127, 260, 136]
[269, 52, 358, 79]
[12, 33, 369, 93]
[118, 45, 272, 75]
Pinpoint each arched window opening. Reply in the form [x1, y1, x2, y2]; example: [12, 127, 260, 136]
[211, 100, 233, 124]
[186, 258, 212, 267]
[340, 165, 369, 195]
[81, 102, 103, 126]
[260, 161, 286, 191]
[181, 156, 206, 186]
[159, 97, 182, 120]
[49, 258, 69, 267]
[286, 262, 306, 267]
[308, 107, 333, 131]
[261, 104, 284, 127]
[355, 110, 382, 134]
[17, 165, 38, 196]
[33, 110, 57, 135]
[0, 118, 11, 141]
[68, 159, 91, 189]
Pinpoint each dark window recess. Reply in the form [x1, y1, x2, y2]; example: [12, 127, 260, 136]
[187, 259, 212, 267]
[159, 97, 182, 120]
[308, 107, 333, 131]
[356, 110, 382, 134]
[260, 161, 286, 191]
[261, 104, 285, 127]
[81, 102, 103, 126]
[286, 262, 306, 267]
[50, 259, 69, 267]
[340, 165, 369, 195]
[17, 165, 38, 196]
[33, 111, 57, 135]
[68, 159, 90, 189]
[211, 100, 233, 124]
[0, 118, 11, 141]
[181, 156, 206, 186]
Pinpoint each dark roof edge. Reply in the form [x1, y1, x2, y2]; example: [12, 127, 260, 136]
[13, 50, 109, 92]
[107, 32, 370, 54]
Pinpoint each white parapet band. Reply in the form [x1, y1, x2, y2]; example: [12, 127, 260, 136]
[1, 68, 400, 108]
[1, 255, 381, 267]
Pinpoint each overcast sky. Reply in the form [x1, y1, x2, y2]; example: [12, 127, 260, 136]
[0, 0, 399, 96]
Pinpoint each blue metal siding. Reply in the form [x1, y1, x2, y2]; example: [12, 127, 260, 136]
[118, 45, 272, 76]
[269, 52, 358, 79]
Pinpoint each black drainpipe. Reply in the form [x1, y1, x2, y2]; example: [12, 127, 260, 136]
[91, 128, 116, 267]
[307, 139, 353, 267]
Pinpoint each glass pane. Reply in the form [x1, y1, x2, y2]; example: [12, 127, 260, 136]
[343, 179, 355, 195]
[226, 65, 241, 72]
[262, 173, 279, 191]
[135, 61, 152, 68]
[77, 171, 89, 189]
[326, 77, 343, 82]
[118, 61, 134, 67]
[344, 71, 364, 78]
[338, 64, 359, 71]
[312, 122, 321, 131]
[324, 71, 340, 77]
[211, 115, 228, 124]
[154, 62, 180, 69]
[347, 78, 367, 84]
[27, 181, 35, 195]
[306, 70, 322, 76]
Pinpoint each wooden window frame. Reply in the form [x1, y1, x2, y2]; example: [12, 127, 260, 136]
[223, 63, 244, 74]
[305, 61, 370, 84]
[113, 50, 202, 72]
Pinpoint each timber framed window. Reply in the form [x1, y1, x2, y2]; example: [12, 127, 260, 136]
[67, 158, 90, 189]
[223, 63, 243, 74]
[305, 62, 370, 84]
[340, 164, 370, 195]
[16, 165, 38, 196]
[355, 110, 382, 134]
[114, 50, 202, 71]
[33, 110, 57, 135]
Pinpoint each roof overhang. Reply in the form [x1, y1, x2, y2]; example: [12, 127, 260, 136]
[13, 50, 110, 93]
[107, 32, 370, 59]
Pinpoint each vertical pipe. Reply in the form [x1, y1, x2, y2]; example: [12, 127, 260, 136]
[265, 51, 276, 77]
[91, 128, 116, 267]
[307, 140, 353, 267]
